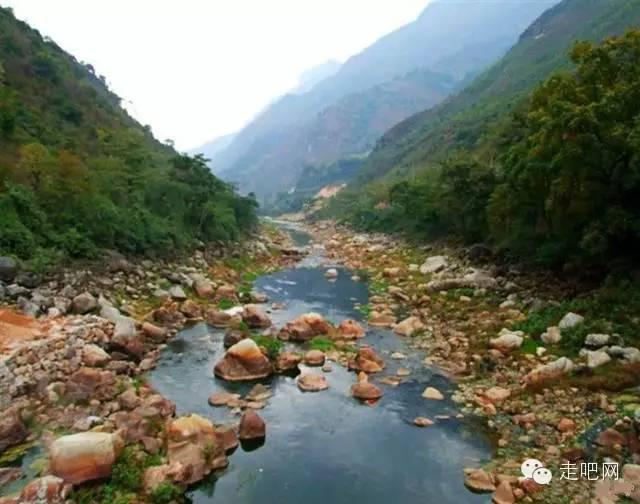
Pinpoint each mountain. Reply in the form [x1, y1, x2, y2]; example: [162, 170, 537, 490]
[0, 6, 256, 261]
[346, 0, 640, 187]
[213, 0, 559, 201]
[189, 132, 236, 173]
[292, 60, 342, 94]
[322, 0, 640, 269]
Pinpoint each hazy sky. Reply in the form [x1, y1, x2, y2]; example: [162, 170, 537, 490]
[3, 0, 430, 150]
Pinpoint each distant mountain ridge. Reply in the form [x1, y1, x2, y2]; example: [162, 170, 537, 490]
[209, 0, 559, 202]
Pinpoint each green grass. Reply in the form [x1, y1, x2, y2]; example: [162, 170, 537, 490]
[369, 280, 389, 295]
[356, 304, 372, 317]
[251, 334, 283, 359]
[217, 298, 236, 310]
[309, 337, 336, 352]
[151, 482, 185, 504]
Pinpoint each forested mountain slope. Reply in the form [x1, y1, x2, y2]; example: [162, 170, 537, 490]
[0, 6, 256, 263]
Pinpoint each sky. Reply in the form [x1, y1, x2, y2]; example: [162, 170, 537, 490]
[2, 0, 430, 150]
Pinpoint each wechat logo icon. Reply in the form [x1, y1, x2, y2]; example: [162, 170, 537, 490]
[521, 459, 552, 485]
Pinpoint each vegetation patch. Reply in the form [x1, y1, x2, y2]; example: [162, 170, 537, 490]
[251, 334, 283, 359]
[308, 337, 336, 352]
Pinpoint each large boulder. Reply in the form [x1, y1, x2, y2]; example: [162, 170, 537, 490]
[393, 316, 425, 337]
[141, 322, 168, 342]
[242, 304, 271, 328]
[214, 339, 273, 381]
[215, 284, 238, 302]
[0, 257, 18, 283]
[238, 411, 266, 440]
[558, 312, 584, 330]
[336, 319, 365, 339]
[71, 292, 97, 314]
[112, 316, 144, 359]
[0, 408, 28, 453]
[49, 432, 123, 484]
[351, 373, 383, 401]
[279, 313, 332, 342]
[349, 347, 385, 373]
[166, 414, 227, 485]
[194, 279, 214, 298]
[523, 357, 574, 387]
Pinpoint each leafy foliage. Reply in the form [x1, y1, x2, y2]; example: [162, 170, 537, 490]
[0, 7, 256, 262]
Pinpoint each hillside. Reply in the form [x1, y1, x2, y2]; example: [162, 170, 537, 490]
[350, 0, 640, 185]
[210, 0, 558, 200]
[0, 6, 256, 263]
[323, 0, 640, 270]
[188, 132, 236, 174]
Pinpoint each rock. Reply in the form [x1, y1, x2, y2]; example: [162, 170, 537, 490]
[49, 432, 123, 484]
[238, 411, 266, 440]
[166, 414, 227, 485]
[224, 328, 248, 348]
[214, 339, 273, 381]
[0, 257, 18, 282]
[0, 408, 28, 453]
[18, 475, 70, 504]
[422, 387, 444, 400]
[215, 426, 239, 452]
[391, 352, 407, 360]
[118, 388, 141, 410]
[208, 392, 242, 407]
[64, 367, 117, 402]
[490, 329, 524, 352]
[368, 312, 396, 328]
[622, 347, 640, 363]
[169, 285, 187, 301]
[204, 308, 241, 328]
[142, 322, 168, 341]
[492, 481, 515, 504]
[523, 357, 574, 386]
[324, 268, 338, 279]
[557, 417, 576, 433]
[194, 279, 214, 298]
[215, 284, 238, 302]
[279, 313, 332, 341]
[585, 333, 610, 348]
[242, 304, 271, 328]
[595, 428, 626, 448]
[393, 316, 425, 337]
[383, 267, 401, 278]
[558, 312, 584, 329]
[179, 299, 201, 319]
[16, 297, 40, 317]
[304, 350, 325, 366]
[71, 292, 97, 314]
[82, 344, 110, 367]
[112, 316, 144, 359]
[396, 367, 411, 377]
[275, 351, 302, 373]
[250, 291, 269, 303]
[297, 373, 329, 392]
[15, 272, 40, 289]
[351, 373, 383, 401]
[349, 347, 385, 373]
[0, 467, 22, 489]
[414, 417, 434, 427]
[142, 465, 171, 493]
[586, 350, 611, 369]
[541, 326, 561, 345]
[484, 387, 511, 404]
[100, 305, 122, 323]
[464, 468, 496, 493]
[420, 255, 448, 274]
[336, 319, 365, 339]
[246, 384, 272, 402]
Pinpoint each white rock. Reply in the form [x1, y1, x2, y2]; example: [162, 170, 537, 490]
[585, 333, 610, 348]
[586, 350, 612, 369]
[622, 347, 640, 363]
[419, 255, 448, 275]
[490, 329, 524, 352]
[558, 312, 584, 329]
[324, 268, 338, 279]
[169, 285, 187, 301]
[422, 387, 444, 400]
[541, 326, 562, 345]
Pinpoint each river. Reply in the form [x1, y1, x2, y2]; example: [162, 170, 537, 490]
[149, 223, 493, 503]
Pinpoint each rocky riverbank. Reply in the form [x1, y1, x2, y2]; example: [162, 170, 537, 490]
[304, 220, 640, 504]
[0, 225, 305, 503]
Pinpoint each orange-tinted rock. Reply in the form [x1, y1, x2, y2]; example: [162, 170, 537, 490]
[336, 319, 365, 339]
[179, 300, 202, 319]
[142, 322, 168, 341]
[278, 313, 332, 342]
[349, 347, 385, 373]
[214, 339, 273, 381]
[205, 308, 241, 328]
[166, 414, 227, 485]
[153, 302, 186, 325]
[297, 373, 329, 392]
[242, 304, 272, 328]
[0, 408, 28, 454]
[194, 279, 215, 298]
[215, 284, 238, 302]
[215, 426, 239, 452]
[275, 351, 302, 373]
[304, 350, 325, 366]
[64, 367, 117, 402]
[19, 475, 70, 504]
[351, 381, 383, 401]
[238, 411, 266, 440]
[49, 432, 123, 484]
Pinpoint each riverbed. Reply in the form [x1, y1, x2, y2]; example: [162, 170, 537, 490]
[149, 224, 493, 503]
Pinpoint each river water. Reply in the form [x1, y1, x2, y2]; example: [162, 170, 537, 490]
[149, 224, 493, 503]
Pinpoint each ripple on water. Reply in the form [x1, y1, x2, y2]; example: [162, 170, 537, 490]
[149, 235, 493, 504]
